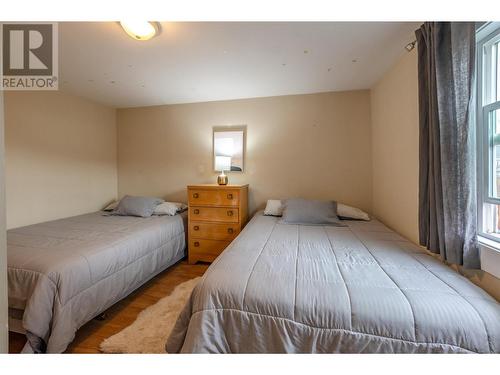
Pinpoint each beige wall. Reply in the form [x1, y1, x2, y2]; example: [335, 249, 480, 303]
[4, 91, 117, 229]
[0, 88, 8, 352]
[117, 91, 372, 215]
[371, 50, 419, 244]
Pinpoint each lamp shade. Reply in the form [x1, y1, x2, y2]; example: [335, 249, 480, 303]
[215, 156, 231, 172]
[214, 137, 234, 157]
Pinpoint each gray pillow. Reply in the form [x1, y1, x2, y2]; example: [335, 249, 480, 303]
[112, 195, 164, 218]
[280, 198, 345, 226]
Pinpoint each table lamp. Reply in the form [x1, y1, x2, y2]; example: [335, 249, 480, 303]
[215, 156, 231, 185]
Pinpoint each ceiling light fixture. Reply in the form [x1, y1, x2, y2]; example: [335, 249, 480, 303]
[120, 21, 160, 41]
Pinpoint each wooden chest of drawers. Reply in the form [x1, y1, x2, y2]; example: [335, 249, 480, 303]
[187, 184, 248, 264]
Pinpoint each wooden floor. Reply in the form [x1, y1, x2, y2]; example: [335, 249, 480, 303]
[9, 260, 209, 353]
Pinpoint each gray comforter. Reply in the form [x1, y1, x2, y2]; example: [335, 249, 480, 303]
[8, 212, 186, 353]
[167, 213, 500, 353]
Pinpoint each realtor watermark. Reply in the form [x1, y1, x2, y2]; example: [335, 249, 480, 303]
[1, 23, 58, 90]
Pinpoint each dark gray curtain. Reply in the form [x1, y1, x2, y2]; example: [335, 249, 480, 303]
[416, 22, 479, 268]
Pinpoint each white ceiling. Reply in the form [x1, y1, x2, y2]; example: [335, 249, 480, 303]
[59, 22, 421, 108]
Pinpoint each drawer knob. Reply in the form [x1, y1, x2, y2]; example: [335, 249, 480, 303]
[194, 209, 200, 214]
[193, 225, 199, 231]
[227, 193, 233, 199]
[193, 193, 199, 198]
[227, 210, 233, 217]
[194, 241, 200, 247]
[227, 228, 234, 234]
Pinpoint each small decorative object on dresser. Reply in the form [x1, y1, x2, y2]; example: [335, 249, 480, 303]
[187, 184, 249, 264]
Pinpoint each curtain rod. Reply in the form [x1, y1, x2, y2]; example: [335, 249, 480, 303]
[405, 40, 417, 52]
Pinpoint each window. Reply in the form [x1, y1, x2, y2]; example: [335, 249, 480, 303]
[477, 23, 500, 241]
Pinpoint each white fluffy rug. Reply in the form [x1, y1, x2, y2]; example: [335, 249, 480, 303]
[100, 277, 200, 353]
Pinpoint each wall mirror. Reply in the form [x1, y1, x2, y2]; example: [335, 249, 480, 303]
[213, 125, 246, 173]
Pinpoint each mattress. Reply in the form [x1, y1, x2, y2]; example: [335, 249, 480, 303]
[167, 212, 500, 353]
[8, 211, 187, 353]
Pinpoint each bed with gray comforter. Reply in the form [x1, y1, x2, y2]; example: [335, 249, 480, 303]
[167, 212, 500, 353]
[8, 211, 186, 353]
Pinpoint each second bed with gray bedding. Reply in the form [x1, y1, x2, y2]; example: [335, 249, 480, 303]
[167, 212, 500, 353]
[8, 211, 186, 353]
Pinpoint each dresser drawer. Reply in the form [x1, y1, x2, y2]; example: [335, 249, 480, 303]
[188, 189, 240, 206]
[189, 239, 230, 263]
[189, 206, 239, 223]
[189, 221, 240, 241]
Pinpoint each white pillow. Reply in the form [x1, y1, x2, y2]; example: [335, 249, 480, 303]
[264, 200, 284, 216]
[154, 202, 188, 216]
[337, 203, 370, 221]
[103, 201, 119, 211]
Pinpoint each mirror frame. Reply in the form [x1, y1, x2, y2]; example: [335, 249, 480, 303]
[212, 125, 247, 173]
